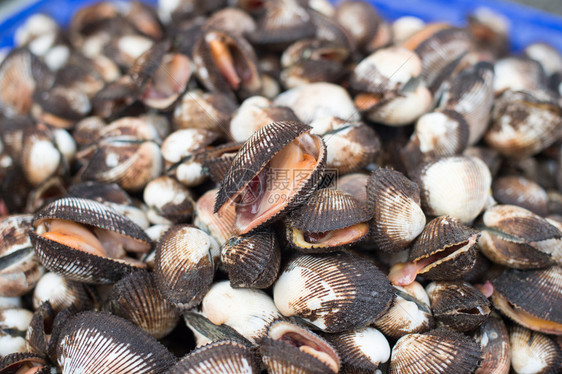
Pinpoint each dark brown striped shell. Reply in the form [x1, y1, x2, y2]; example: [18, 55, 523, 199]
[169, 340, 259, 374]
[492, 175, 548, 217]
[56, 311, 175, 374]
[221, 229, 281, 289]
[153, 225, 216, 310]
[260, 338, 335, 374]
[367, 168, 426, 253]
[472, 313, 511, 374]
[273, 252, 394, 333]
[0, 352, 50, 374]
[491, 266, 562, 335]
[104, 271, 180, 339]
[389, 328, 482, 374]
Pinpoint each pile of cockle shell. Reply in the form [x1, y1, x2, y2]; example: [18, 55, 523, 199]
[1, 0, 562, 373]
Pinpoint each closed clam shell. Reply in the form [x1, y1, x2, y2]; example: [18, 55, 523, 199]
[260, 320, 341, 374]
[324, 326, 390, 373]
[0, 308, 33, 356]
[389, 328, 482, 374]
[479, 204, 561, 268]
[407, 215, 480, 281]
[201, 280, 282, 344]
[486, 90, 562, 158]
[509, 325, 561, 374]
[21, 123, 63, 186]
[56, 311, 175, 374]
[143, 175, 194, 224]
[439, 62, 495, 145]
[472, 313, 511, 374]
[374, 281, 433, 339]
[0, 215, 43, 297]
[215, 121, 326, 235]
[493, 57, 546, 94]
[366, 168, 426, 253]
[492, 176, 548, 217]
[336, 173, 369, 203]
[168, 340, 259, 374]
[426, 280, 490, 332]
[31, 197, 150, 284]
[32, 272, 93, 313]
[273, 252, 394, 333]
[183, 311, 251, 348]
[173, 89, 237, 134]
[104, 271, 180, 339]
[154, 225, 217, 310]
[221, 229, 280, 289]
[199, 142, 242, 185]
[491, 266, 562, 335]
[419, 155, 492, 223]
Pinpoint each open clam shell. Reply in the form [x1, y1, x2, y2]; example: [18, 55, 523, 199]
[31, 197, 150, 284]
[426, 280, 490, 332]
[260, 320, 341, 374]
[0, 352, 51, 374]
[324, 326, 391, 373]
[169, 340, 259, 374]
[153, 225, 217, 310]
[221, 229, 281, 289]
[491, 266, 562, 335]
[273, 252, 394, 333]
[285, 189, 370, 252]
[479, 204, 561, 269]
[104, 271, 180, 339]
[366, 168, 426, 253]
[389, 328, 482, 374]
[56, 311, 175, 374]
[215, 121, 326, 235]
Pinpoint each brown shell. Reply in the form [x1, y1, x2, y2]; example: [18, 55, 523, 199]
[479, 204, 561, 268]
[153, 225, 216, 310]
[336, 173, 369, 203]
[509, 325, 561, 374]
[260, 337, 336, 374]
[273, 252, 394, 333]
[426, 281, 490, 332]
[56, 311, 175, 374]
[472, 313, 511, 374]
[169, 340, 259, 374]
[389, 328, 482, 374]
[25, 301, 55, 358]
[439, 62, 494, 145]
[492, 176, 548, 216]
[0, 352, 50, 374]
[221, 229, 281, 289]
[287, 189, 371, 233]
[183, 311, 251, 347]
[485, 89, 562, 158]
[491, 266, 562, 335]
[198, 142, 243, 184]
[367, 168, 426, 253]
[104, 271, 180, 339]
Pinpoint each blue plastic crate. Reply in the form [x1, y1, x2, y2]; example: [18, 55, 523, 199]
[0, 0, 561, 52]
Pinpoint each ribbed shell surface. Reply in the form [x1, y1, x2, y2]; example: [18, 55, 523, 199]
[509, 325, 561, 374]
[389, 328, 482, 374]
[221, 229, 280, 289]
[153, 225, 215, 310]
[491, 266, 562, 324]
[409, 215, 479, 261]
[472, 315, 511, 374]
[287, 189, 371, 233]
[29, 231, 143, 284]
[260, 337, 335, 374]
[273, 252, 394, 333]
[33, 197, 150, 243]
[367, 168, 426, 253]
[105, 271, 180, 339]
[56, 311, 175, 374]
[215, 121, 312, 212]
[491, 176, 548, 216]
[168, 340, 259, 374]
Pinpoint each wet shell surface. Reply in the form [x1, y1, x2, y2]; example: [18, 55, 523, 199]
[31, 197, 150, 284]
[273, 252, 394, 333]
[221, 229, 281, 289]
[366, 167, 426, 253]
[168, 340, 259, 374]
[153, 225, 217, 310]
[389, 328, 482, 374]
[473, 314, 511, 374]
[419, 155, 492, 223]
[492, 175, 548, 217]
[426, 280, 491, 332]
[215, 121, 326, 235]
[104, 271, 180, 339]
[56, 311, 175, 374]
[509, 325, 561, 374]
[324, 326, 391, 373]
[491, 266, 562, 335]
[374, 281, 434, 339]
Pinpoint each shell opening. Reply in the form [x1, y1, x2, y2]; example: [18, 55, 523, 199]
[293, 222, 369, 248]
[389, 233, 478, 286]
[233, 132, 322, 234]
[208, 34, 253, 91]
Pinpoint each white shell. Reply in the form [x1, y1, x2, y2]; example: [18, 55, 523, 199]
[510, 325, 559, 374]
[0, 308, 33, 356]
